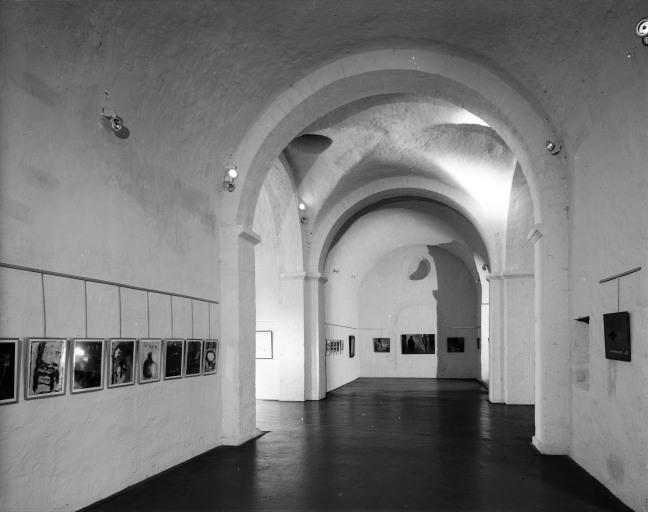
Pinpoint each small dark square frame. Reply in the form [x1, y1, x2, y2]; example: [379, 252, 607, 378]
[447, 337, 465, 353]
[604, 311, 631, 362]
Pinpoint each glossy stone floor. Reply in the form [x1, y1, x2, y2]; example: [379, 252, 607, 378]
[85, 378, 630, 511]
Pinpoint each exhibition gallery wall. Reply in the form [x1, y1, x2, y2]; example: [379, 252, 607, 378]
[1, 2, 648, 511]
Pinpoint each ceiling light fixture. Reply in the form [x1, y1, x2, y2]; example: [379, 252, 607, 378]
[545, 140, 561, 155]
[223, 163, 239, 192]
[636, 17, 648, 46]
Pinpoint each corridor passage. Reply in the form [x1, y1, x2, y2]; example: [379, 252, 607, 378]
[85, 379, 630, 511]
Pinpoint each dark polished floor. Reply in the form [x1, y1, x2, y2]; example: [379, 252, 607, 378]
[85, 378, 630, 511]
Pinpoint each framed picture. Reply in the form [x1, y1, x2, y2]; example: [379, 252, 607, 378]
[477, 337, 481, 350]
[373, 338, 390, 353]
[25, 338, 67, 399]
[138, 339, 161, 384]
[203, 339, 219, 375]
[0, 339, 20, 405]
[71, 339, 105, 393]
[185, 339, 203, 377]
[163, 339, 185, 379]
[256, 331, 273, 359]
[401, 334, 435, 354]
[349, 335, 355, 358]
[604, 311, 631, 362]
[107, 338, 136, 388]
[447, 337, 465, 353]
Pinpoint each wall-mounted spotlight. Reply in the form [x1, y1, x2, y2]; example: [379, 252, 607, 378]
[545, 140, 561, 155]
[636, 18, 648, 46]
[223, 164, 239, 192]
[100, 107, 130, 139]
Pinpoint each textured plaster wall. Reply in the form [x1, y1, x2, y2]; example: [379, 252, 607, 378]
[0, 6, 223, 511]
[254, 188, 281, 400]
[569, 53, 648, 509]
[324, 324, 362, 392]
[359, 246, 479, 379]
[324, 208, 481, 389]
[0, 267, 221, 512]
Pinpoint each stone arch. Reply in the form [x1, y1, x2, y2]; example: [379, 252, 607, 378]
[221, 47, 570, 455]
[308, 178, 494, 275]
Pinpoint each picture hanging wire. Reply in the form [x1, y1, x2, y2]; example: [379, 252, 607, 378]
[118, 286, 122, 338]
[208, 302, 211, 339]
[146, 291, 150, 338]
[191, 300, 194, 338]
[170, 295, 174, 338]
[84, 280, 88, 338]
[41, 273, 47, 337]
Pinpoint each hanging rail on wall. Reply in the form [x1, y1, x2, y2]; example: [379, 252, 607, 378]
[0, 261, 219, 305]
[599, 266, 641, 284]
[598, 266, 641, 313]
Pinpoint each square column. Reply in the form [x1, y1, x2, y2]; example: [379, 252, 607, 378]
[219, 225, 262, 445]
[304, 272, 327, 400]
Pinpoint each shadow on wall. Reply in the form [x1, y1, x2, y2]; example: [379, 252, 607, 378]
[428, 246, 480, 379]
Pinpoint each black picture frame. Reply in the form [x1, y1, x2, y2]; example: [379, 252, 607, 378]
[163, 339, 185, 379]
[373, 338, 390, 352]
[447, 337, 465, 353]
[401, 334, 435, 354]
[70, 338, 105, 393]
[107, 338, 136, 388]
[604, 311, 631, 362]
[349, 335, 355, 358]
[185, 339, 203, 376]
[25, 338, 68, 399]
[0, 339, 20, 405]
[138, 339, 161, 384]
[203, 339, 219, 375]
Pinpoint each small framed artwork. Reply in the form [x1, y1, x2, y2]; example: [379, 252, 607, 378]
[477, 337, 481, 350]
[25, 338, 68, 399]
[447, 337, 465, 353]
[138, 339, 161, 384]
[163, 339, 185, 379]
[373, 338, 390, 352]
[71, 339, 105, 393]
[203, 339, 219, 375]
[604, 311, 631, 362]
[107, 338, 136, 388]
[256, 331, 273, 359]
[0, 339, 20, 405]
[349, 335, 355, 358]
[401, 334, 435, 354]
[185, 339, 203, 377]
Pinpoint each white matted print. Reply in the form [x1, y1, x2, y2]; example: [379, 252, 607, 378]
[185, 339, 203, 376]
[25, 338, 67, 399]
[256, 331, 273, 359]
[71, 339, 105, 393]
[0, 339, 20, 405]
[138, 339, 161, 384]
[203, 339, 219, 375]
[107, 338, 136, 388]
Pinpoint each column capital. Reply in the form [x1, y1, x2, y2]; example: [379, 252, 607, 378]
[487, 272, 534, 282]
[305, 272, 328, 283]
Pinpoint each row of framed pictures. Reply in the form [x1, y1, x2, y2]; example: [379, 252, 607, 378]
[0, 337, 220, 405]
[372, 335, 472, 354]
